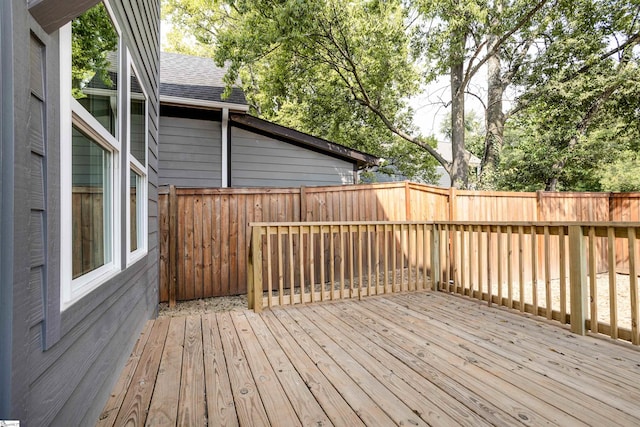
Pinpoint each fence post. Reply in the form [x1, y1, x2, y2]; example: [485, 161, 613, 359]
[569, 225, 587, 335]
[536, 190, 543, 221]
[168, 185, 178, 308]
[300, 186, 308, 221]
[405, 181, 412, 220]
[448, 187, 456, 221]
[251, 226, 263, 313]
[431, 224, 440, 291]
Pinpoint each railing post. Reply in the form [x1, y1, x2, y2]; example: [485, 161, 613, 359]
[569, 225, 587, 335]
[250, 226, 263, 312]
[431, 224, 440, 291]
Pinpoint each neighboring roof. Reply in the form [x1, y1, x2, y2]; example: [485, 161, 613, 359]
[160, 51, 247, 106]
[159, 52, 378, 167]
[436, 142, 481, 166]
[230, 113, 379, 168]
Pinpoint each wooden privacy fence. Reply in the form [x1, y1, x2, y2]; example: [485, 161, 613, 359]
[248, 220, 640, 346]
[158, 182, 640, 304]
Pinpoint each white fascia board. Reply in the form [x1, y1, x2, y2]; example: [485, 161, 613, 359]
[160, 95, 249, 112]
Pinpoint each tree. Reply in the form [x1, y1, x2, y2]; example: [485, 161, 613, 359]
[496, 0, 640, 191]
[165, 0, 640, 190]
[164, 0, 444, 183]
[415, 0, 550, 187]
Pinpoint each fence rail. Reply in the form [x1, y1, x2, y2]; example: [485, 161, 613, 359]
[248, 220, 640, 345]
[159, 182, 640, 304]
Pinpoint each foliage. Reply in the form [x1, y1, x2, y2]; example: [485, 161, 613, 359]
[163, 0, 443, 182]
[440, 110, 485, 159]
[71, 3, 119, 98]
[163, 0, 640, 190]
[600, 151, 640, 192]
[493, 0, 640, 191]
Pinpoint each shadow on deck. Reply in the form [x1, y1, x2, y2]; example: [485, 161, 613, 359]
[98, 291, 640, 426]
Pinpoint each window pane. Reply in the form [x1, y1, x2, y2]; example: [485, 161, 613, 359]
[130, 68, 146, 164]
[130, 169, 142, 252]
[72, 126, 112, 278]
[72, 3, 119, 137]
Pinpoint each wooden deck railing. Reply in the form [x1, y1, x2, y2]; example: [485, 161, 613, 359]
[159, 184, 639, 303]
[248, 221, 640, 345]
[248, 222, 438, 310]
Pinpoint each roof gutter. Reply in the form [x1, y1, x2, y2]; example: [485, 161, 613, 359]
[160, 95, 249, 113]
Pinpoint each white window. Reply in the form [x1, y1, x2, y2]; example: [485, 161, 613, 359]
[60, 1, 147, 309]
[127, 60, 148, 263]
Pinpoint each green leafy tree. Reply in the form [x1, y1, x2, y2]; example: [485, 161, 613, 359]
[163, 0, 446, 183]
[600, 151, 640, 192]
[496, 0, 640, 191]
[415, 0, 551, 187]
[164, 0, 640, 190]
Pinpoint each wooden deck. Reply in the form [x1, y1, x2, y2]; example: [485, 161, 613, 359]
[98, 291, 640, 426]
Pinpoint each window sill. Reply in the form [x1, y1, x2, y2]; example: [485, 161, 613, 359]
[61, 263, 120, 311]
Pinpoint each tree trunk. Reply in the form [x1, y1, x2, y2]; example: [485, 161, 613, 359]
[480, 34, 505, 188]
[450, 61, 468, 188]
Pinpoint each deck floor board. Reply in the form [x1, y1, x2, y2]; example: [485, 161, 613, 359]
[100, 291, 640, 426]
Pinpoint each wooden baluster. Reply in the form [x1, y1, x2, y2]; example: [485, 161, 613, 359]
[278, 227, 284, 307]
[266, 226, 272, 308]
[544, 226, 552, 320]
[559, 226, 567, 324]
[588, 226, 597, 333]
[608, 227, 618, 339]
[628, 227, 638, 345]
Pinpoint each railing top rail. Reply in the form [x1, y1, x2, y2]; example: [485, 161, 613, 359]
[249, 220, 640, 239]
[249, 220, 640, 227]
[249, 221, 438, 227]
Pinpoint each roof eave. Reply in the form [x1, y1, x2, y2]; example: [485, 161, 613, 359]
[229, 113, 379, 167]
[160, 95, 250, 112]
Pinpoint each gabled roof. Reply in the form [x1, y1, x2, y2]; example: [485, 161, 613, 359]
[230, 113, 379, 168]
[160, 52, 247, 107]
[160, 52, 378, 168]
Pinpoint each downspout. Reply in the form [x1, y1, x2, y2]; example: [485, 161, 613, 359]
[221, 108, 229, 187]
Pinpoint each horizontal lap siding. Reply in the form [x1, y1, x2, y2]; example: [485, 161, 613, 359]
[230, 127, 354, 187]
[10, 0, 160, 425]
[159, 116, 222, 187]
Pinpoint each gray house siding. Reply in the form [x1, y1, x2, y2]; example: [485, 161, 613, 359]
[230, 126, 355, 187]
[0, 0, 14, 416]
[4, 0, 159, 425]
[159, 116, 222, 187]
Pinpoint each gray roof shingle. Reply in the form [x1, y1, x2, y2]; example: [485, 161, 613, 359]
[160, 52, 247, 105]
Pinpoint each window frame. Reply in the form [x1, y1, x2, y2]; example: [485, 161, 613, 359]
[126, 53, 148, 265]
[60, 1, 123, 310]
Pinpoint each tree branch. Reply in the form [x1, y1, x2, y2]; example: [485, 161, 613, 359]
[462, 0, 550, 89]
[565, 32, 640, 82]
